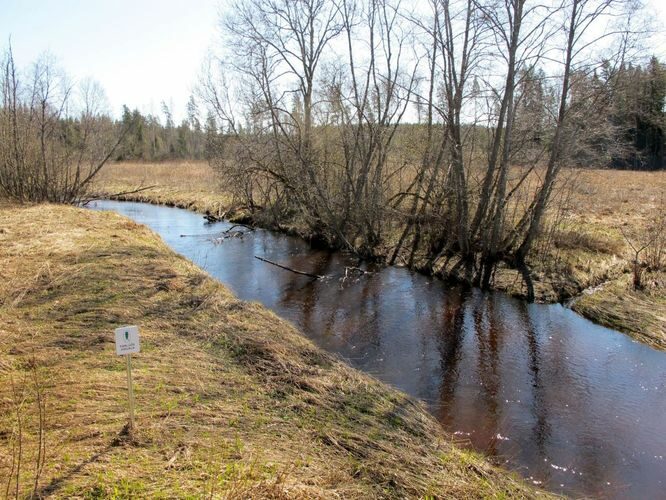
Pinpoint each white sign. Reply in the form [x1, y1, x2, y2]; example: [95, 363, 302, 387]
[114, 325, 140, 355]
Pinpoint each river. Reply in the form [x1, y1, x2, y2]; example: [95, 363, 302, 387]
[91, 200, 666, 498]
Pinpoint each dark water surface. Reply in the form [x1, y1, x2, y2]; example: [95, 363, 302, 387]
[91, 200, 666, 498]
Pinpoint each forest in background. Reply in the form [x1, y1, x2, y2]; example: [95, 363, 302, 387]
[119, 57, 666, 170]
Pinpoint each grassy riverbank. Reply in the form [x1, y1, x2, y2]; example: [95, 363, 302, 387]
[93, 160, 230, 216]
[93, 161, 666, 351]
[0, 203, 547, 498]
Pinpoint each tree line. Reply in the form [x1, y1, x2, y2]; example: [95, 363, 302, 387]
[119, 52, 666, 168]
[114, 99, 216, 161]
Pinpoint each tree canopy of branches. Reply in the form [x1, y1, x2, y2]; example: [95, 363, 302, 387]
[0, 45, 127, 203]
[202, 0, 650, 299]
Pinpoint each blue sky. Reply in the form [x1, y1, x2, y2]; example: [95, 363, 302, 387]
[0, 0, 221, 121]
[1, 0, 665, 122]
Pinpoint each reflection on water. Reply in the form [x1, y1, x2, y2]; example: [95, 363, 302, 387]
[92, 200, 666, 498]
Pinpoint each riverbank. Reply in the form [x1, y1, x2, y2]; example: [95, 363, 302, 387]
[93, 161, 666, 351]
[0, 203, 547, 497]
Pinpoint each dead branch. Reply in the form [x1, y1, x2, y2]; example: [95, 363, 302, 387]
[107, 185, 158, 198]
[180, 225, 255, 240]
[80, 185, 158, 206]
[212, 231, 247, 244]
[204, 213, 221, 223]
[254, 256, 324, 279]
[223, 224, 254, 233]
[339, 266, 374, 286]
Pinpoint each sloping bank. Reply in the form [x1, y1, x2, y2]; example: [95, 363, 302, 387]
[0, 204, 548, 498]
[95, 188, 665, 352]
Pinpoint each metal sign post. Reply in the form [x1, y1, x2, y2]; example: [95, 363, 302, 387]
[126, 353, 136, 429]
[114, 326, 141, 430]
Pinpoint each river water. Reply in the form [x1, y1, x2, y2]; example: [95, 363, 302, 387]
[91, 200, 666, 498]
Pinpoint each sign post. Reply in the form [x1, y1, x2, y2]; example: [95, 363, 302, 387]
[125, 353, 135, 429]
[114, 325, 140, 430]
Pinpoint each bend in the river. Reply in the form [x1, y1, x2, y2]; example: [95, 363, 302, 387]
[91, 200, 666, 499]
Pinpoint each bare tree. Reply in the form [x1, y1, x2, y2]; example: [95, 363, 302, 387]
[204, 0, 419, 255]
[202, 0, 344, 226]
[408, 0, 636, 298]
[325, 0, 419, 255]
[510, 0, 634, 299]
[0, 44, 128, 203]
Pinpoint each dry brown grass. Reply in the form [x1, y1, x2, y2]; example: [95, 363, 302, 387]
[95, 161, 214, 191]
[572, 271, 666, 350]
[0, 203, 548, 498]
[566, 169, 665, 230]
[93, 161, 230, 216]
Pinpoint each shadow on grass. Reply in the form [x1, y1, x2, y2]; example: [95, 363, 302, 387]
[36, 424, 137, 497]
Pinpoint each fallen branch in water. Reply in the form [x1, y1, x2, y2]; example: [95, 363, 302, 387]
[108, 185, 159, 197]
[254, 256, 324, 279]
[344, 266, 372, 275]
[203, 208, 233, 223]
[212, 225, 256, 243]
[223, 224, 255, 233]
[181, 224, 255, 239]
[339, 266, 373, 286]
[204, 213, 221, 223]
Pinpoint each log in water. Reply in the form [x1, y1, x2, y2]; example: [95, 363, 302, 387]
[91, 200, 666, 499]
